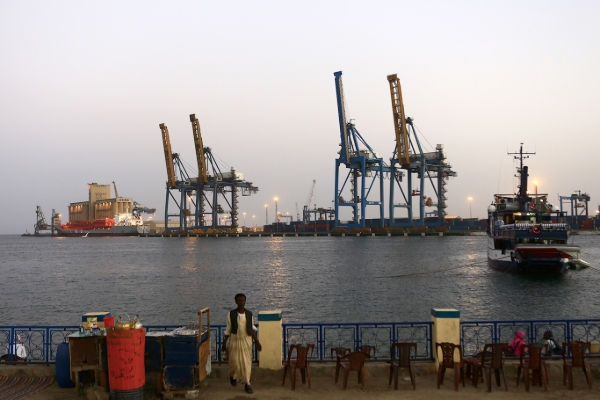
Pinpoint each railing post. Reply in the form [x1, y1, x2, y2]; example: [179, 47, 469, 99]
[431, 308, 461, 364]
[257, 310, 283, 370]
[46, 328, 50, 365]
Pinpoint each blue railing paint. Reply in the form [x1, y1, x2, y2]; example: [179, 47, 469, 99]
[2, 319, 598, 364]
[460, 319, 600, 357]
[282, 322, 434, 361]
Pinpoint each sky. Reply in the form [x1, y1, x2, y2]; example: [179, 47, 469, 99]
[1, 1, 599, 234]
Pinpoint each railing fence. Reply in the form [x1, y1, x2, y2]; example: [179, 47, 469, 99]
[2, 319, 598, 365]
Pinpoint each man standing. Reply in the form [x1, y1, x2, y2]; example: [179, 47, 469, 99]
[222, 293, 262, 394]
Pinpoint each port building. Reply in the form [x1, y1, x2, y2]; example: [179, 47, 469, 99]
[67, 183, 135, 222]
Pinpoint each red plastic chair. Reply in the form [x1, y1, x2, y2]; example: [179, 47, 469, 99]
[336, 351, 371, 390]
[331, 347, 351, 384]
[562, 341, 593, 390]
[481, 343, 509, 392]
[516, 344, 547, 391]
[389, 343, 417, 390]
[282, 344, 315, 390]
[435, 342, 465, 391]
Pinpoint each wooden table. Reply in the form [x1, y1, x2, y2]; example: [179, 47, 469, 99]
[67, 333, 107, 395]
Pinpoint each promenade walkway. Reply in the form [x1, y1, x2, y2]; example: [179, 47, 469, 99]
[5, 359, 599, 399]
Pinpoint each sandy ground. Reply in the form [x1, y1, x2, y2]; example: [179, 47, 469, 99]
[9, 359, 600, 399]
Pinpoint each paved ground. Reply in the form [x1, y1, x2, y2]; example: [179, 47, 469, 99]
[4, 360, 600, 399]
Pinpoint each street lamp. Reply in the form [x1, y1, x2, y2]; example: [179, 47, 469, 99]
[243, 212, 246, 228]
[468, 197, 473, 219]
[533, 180, 538, 198]
[274, 197, 279, 222]
[265, 204, 269, 225]
[252, 215, 255, 229]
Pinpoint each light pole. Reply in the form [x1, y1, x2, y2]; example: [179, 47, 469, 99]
[265, 204, 269, 225]
[243, 212, 246, 228]
[252, 215, 255, 230]
[533, 180, 538, 198]
[468, 197, 473, 219]
[274, 197, 279, 222]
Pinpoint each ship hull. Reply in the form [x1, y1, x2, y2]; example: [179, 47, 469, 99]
[55, 225, 149, 237]
[487, 237, 576, 273]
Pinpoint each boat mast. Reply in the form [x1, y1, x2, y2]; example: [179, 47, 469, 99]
[508, 143, 535, 212]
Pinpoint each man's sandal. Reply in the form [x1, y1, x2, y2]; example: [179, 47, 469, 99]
[230, 376, 237, 386]
[244, 384, 253, 394]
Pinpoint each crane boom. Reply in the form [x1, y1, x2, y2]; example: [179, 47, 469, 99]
[305, 180, 316, 207]
[334, 71, 351, 164]
[387, 74, 410, 165]
[159, 123, 177, 188]
[112, 181, 119, 198]
[190, 114, 208, 184]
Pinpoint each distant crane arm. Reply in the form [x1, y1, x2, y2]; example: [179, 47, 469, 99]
[387, 74, 410, 165]
[112, 181, 119, 198]
[190, 114, 208, 184]
[334, 71, 351, 163]
[159, 123, 177, 188]
[305, 180, 316, 207]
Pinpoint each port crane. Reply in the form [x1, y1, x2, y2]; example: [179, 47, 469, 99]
[302, 180, 316, 227]
[31, 206, 58, 235]
[386, 74, 456, 227]
[159, 114, 259, 231]
[333, 71, 387, 229]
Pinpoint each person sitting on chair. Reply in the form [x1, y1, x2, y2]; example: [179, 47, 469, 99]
[508, 330, 527, 357]
[541, 330, 561, 356]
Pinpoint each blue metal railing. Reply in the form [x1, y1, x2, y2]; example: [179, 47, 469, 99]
[460, 319, 600, 357]
[0, 326, 79, 364]
[2, 319, 598, 364]
[282, 322, 433, 361]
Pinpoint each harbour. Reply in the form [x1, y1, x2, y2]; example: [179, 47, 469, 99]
[1, 234, 599, 327]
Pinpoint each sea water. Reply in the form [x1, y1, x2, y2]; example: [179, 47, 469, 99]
[0, 234, 598, 326]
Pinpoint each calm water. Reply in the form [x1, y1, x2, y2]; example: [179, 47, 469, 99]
[1, 234, 599, 326]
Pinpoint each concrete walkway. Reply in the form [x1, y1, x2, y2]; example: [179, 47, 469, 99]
[3, 360, 600, 399]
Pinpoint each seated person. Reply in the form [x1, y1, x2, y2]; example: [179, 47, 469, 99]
[508, 330, 527, 357]
[2, 334, 27, 361]
[540, 330, 561, 356]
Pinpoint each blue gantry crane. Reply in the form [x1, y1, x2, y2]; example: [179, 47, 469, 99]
[333, 71, 387, 229]
[159, 114, 258, 231]
[386, 74, 456, 226]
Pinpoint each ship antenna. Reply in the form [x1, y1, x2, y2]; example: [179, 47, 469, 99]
[507, 143, 536, 210]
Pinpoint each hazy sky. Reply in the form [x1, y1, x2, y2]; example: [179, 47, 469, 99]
[2, 1, 599, 234]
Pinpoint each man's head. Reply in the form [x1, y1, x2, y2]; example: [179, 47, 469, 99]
[543, 330, 553, 340]
[235, 293, 246, 309]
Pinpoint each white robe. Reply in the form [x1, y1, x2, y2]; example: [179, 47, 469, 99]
[225, 312, 255, 384]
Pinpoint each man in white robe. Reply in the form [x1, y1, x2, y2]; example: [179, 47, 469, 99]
[222, 293, 262, 394]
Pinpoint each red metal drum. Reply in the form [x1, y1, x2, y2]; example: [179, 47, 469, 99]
[106, 328, 145, 391]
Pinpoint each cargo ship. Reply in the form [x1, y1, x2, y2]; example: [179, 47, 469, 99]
[486, 144, 588, 273]
[55, 213, 150, 237]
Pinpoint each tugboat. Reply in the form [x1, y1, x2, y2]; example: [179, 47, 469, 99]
[487, 144, 588, 273]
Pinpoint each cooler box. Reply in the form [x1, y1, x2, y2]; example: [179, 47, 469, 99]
[82, 312, 111, 328]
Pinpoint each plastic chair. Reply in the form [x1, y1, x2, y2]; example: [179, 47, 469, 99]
[360, 345, 376, 359]
[435, 342, 465, 391]
[331, 347, 351, 384]
[517, 343, 547, 391]
[336, 351, 371, 390]
[389, 343, 417, 390]
[282, 343, 315, 390]
[480, 343, 508, 392]
[562, 341, 593, 390]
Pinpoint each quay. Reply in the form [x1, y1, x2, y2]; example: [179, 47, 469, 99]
[2, 310, 600, 399]
[3, 359, 600, 399]
[144, 231, 482, 237]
